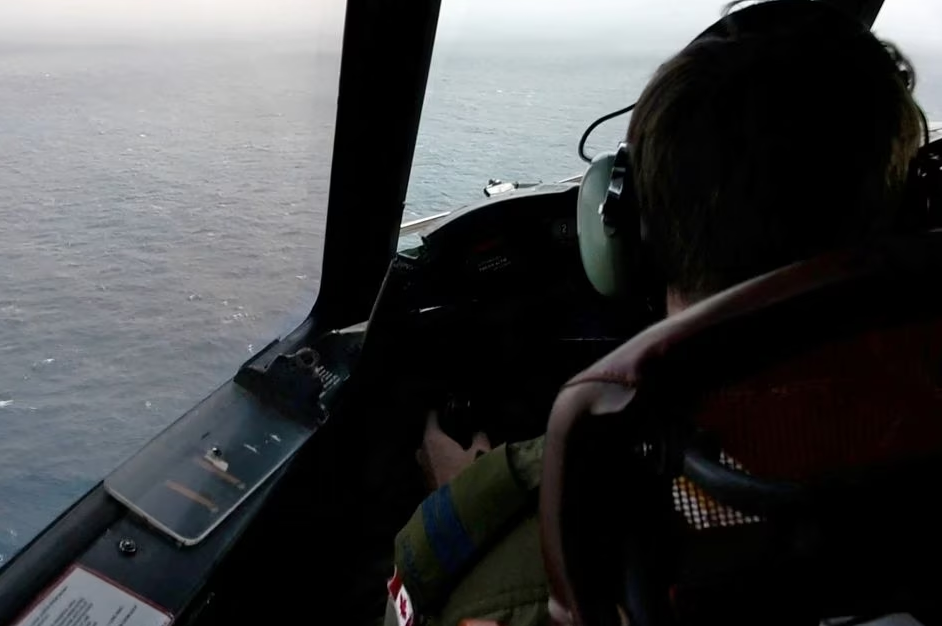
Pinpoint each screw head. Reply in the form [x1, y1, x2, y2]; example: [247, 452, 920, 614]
[118, 538, 137, 556]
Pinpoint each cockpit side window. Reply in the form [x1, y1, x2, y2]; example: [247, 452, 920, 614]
[873, 0, 942, 121]
[0, 0, 345, 565]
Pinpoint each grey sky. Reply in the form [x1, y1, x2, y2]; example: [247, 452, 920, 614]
[436, 0, 941, 51]
[0, 0, 936, 51]
[0, 0, 345, 38]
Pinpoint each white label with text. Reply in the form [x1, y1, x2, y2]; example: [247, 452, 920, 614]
[14, 566, 172, 626]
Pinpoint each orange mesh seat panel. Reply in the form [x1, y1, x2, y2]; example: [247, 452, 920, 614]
[694, 319, 942, 483]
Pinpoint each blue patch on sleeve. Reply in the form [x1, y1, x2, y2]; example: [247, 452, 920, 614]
[421, 484, 476, 575]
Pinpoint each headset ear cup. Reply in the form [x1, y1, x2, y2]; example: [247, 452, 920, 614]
[577, 152, 629, 297]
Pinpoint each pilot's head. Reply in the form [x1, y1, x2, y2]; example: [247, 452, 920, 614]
[627, 0, 925, 312]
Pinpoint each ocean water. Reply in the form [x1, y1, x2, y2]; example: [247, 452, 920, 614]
[0, 35, 939, 563]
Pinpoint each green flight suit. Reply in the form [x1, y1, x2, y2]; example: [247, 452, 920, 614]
[385, 436, 547, 626]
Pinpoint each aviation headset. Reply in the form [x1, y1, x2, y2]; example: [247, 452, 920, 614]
[577, 0, 941, 313]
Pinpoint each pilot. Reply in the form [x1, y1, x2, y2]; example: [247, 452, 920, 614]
[383, 1, 926, 624]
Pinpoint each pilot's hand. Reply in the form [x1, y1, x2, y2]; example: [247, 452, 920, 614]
[416, 409, 491, 490]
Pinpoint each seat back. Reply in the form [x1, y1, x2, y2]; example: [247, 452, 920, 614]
[540, 232, 942, 626]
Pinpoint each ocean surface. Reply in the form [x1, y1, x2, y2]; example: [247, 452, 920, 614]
[0, 34, 939, 563]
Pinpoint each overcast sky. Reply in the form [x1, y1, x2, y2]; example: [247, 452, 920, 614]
[436, 0, 941, 51]
[0, 0, 936, 51]
[0, 0, 344, 39]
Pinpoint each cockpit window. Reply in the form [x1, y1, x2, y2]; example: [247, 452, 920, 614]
[402, 0, 726, 231]
[403, 0, 942, 237]
[873, 0, 942, 120]
[0, 0, 344, 564]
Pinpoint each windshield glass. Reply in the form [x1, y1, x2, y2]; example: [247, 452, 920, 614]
[404, 0, 942, 225]
[873, 0, 942, 121]
[0, 0, 344, 563]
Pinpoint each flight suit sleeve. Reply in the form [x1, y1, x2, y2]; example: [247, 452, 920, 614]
[390, 435, 546, 617]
